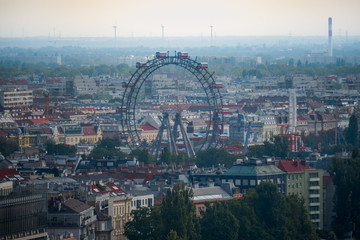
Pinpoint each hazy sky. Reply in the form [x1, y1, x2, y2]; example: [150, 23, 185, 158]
[1, 0, 359, 38]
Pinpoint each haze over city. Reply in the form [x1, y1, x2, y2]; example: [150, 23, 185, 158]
[1, 0, 360, 38]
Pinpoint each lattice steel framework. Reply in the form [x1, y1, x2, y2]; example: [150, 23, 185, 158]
[120, 52, 223, 153]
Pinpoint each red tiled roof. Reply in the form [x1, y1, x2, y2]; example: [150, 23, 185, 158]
[307, 101, 325, 109]
[88, 184, 103, 193]
[105, 182, 127, 194]
[30, 118, 51, 124]
[82, 126, 97, 135]
[140, 124, 158, 131]
[0, 169, 25, 181]
[46, 78, 63, 84]
[125, 172, 153, 184]
[80, 107, 97, 112]
[277, 160, 314, 173]
[297, 115, 307, 121]
[88, 183, 127, 195]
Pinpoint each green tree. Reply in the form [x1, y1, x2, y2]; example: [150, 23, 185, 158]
[284, 195, 317, 240]
[346, 114, 358, 149]
[167, 230, 183, 240]
[329, 157, 357, 238]
[200, 202, 239, 240]
[159, 184, 201, 240]
[247, 136, 290, 158]
[0, 137, 19, 157]
[159, 147, 176, 164]
[196, 148, 237, 168]
[130, 148, 154, 164]
[97, 138, 122, 149]
[242, 182, 317, 240]
[87, 138, 127, 160]
[247, 182, 287, 239]
[124, 207, 160, 240]
[316, 229, 337, 240]
[52, 167, 60, 177]
[45, 140, 76, 155]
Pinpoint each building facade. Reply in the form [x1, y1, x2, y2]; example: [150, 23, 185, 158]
[0, 189, 48, 240]
[47, 198, 97, 240]
[108, 197, 132, 240]
[277, 160, 323, 229]
[220, 159, 286, 194]
[0, 89, 33, 109]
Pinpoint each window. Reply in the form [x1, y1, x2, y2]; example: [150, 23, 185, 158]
[235, 179, 241, 185]
[101, 222, 106, 231]
[250, 180, 256, 186]
[243, 179, 248, 186]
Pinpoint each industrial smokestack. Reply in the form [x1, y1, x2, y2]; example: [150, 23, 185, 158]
[328, 17, 333, 57]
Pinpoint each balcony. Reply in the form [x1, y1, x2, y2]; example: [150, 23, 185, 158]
[309, 202, 320, 206]
[309, 185, 320, 190]
[309, 194, 320, 198]
[309, 210, 320, 215]
[309, 177, 320, 182]
[82, 215, 97, 226]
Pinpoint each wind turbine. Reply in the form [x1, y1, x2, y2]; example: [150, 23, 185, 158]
[161, 25, 165, 40]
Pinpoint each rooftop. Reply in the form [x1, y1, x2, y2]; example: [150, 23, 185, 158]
[277, 160, 314, 173]
[63, 198, 93, 213]
[223, 164, 284, 176]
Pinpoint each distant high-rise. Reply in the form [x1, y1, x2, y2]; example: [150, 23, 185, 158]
[328, 17, 333, 57]
[288, 89, 297, 133]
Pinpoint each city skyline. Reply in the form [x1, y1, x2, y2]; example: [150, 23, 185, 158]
[1, 0, 360, 38]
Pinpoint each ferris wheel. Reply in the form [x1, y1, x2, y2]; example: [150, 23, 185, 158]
[120, 51, 224, 156]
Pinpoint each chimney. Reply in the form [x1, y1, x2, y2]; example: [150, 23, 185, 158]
[328, 17, 333, 57]
[207, 180, 214, 187]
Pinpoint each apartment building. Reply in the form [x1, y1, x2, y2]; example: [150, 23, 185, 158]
[108, 196, 133, 240]
[0, 89, 33, 109]
[277, 160, 323, 229]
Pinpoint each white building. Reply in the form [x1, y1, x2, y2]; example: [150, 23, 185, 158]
[73, 75, 98, 96]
